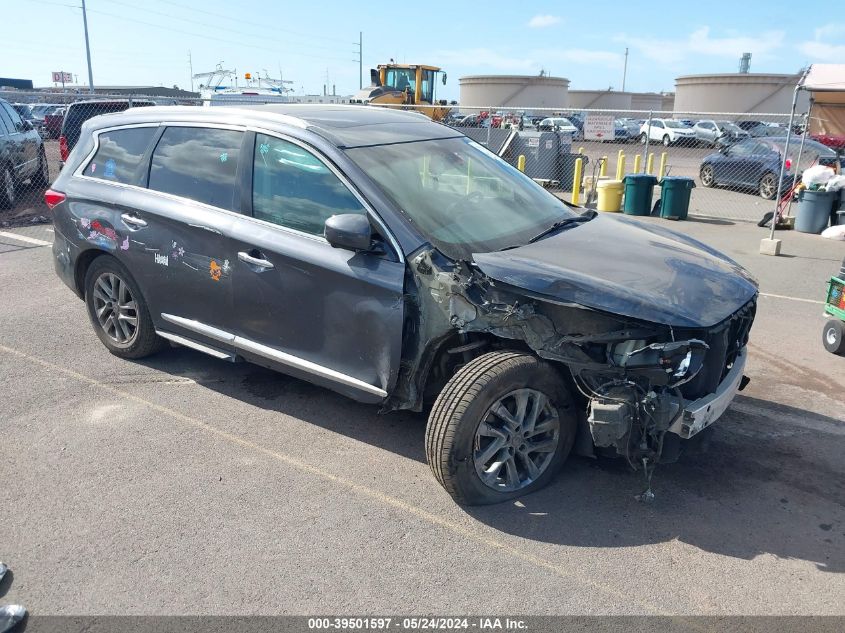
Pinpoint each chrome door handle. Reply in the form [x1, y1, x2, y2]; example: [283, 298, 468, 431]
[238, 251, 274, 270]
[121, 213, 147, 228]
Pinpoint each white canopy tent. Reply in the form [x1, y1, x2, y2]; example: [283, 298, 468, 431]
[766, 64, 845, 248]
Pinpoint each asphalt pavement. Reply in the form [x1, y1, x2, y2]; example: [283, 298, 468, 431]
[0, 218, 843, 616]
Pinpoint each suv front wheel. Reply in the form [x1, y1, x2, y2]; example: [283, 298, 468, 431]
[84, 255, 167, 359]
[425, 351, 577, 505]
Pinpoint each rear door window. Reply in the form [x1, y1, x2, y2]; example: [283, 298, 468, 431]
[148, 126, 243, 211]
[82, 127, 158, 185]
[252, 133, 366, 235]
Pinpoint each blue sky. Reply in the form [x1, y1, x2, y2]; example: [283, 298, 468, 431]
[5, 0, 843, 99]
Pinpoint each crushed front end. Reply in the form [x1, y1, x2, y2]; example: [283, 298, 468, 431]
[402, 245, 757, 500]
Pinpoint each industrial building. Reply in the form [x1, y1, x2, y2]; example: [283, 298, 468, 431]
[673, 73, 810, 114]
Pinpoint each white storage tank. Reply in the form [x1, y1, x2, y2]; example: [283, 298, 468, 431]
[459, 75, 569, 113]
[674, 73, 810, 114]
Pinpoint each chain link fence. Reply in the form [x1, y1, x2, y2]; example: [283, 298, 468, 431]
[443, 106, 843, 224]
[2, 90, 842, 240]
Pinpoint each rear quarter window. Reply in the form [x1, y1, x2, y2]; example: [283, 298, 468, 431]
[82, 127, 158, 185]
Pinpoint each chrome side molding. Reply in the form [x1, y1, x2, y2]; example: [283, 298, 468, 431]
[159, 314, 387, 398]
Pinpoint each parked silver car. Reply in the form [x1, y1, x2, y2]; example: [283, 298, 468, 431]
[693, 120, 750, 148]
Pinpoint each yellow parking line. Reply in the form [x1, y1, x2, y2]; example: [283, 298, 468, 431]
[0, 342, 685, 617]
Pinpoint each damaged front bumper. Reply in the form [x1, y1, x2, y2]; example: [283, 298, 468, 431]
[668, 346, 747, 439]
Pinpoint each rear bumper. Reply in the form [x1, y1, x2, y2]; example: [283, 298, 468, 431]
[668, 346, 747, 439]
[52, 225, 82, 298]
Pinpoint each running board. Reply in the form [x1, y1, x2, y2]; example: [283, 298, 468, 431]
[156, 330, 237, 361]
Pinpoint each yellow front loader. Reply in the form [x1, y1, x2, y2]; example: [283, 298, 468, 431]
[352, 63, 452, 121]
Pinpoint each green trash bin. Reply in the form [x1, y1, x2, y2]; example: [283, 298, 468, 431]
[659, 176, 696, 220]
[623, 174, 658, 216]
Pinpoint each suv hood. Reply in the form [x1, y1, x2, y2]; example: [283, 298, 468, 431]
[472, 214, 757, 328]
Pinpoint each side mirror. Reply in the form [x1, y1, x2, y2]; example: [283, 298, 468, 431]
[324, 214, 372, 251]
[21, 120, 33, 132]
[442, 73, 447, 85]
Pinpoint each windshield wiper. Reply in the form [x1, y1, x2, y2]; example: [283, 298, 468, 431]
[527, 210, 597, 244]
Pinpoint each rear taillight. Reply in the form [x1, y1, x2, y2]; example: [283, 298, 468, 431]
[44, 189, 66, 210]
[784, 159, 792, 171]
[59, 135, 69, 161]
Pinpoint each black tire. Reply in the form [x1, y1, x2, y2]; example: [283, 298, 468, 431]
[822, 320, 845, 355]
[31, 147, 49, 188]
[700, 164, 715, 188]
[0, 164, 16, 209]
[662, 135, 671, 147]
[425, 351, 577, 505]
[84, 255, 167, 359]
[759, 172, 778, 200]
[640, 133, 648, 145]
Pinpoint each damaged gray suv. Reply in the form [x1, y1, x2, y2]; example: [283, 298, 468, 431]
[48, 105, 757, 504]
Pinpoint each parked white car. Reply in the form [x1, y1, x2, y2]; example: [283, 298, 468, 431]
[640, 119, 696, 146]
[537, 117, 578, 135]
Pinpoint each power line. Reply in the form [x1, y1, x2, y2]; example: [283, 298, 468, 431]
[82, 7, 353, 64]
[105, 0, 350, 55]
[154, 0, 350, 45]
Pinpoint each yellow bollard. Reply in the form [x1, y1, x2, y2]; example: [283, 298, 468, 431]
[658, 152, 668, 180]
[600, 156, 608, 178]
[633, 154, 642, 174]
[646, 153, 654, 175]
[517, 154, 526, 173]
[572, 157, 583, 206]
[615, 150, 625, 181]
[578, 146, 584, 155]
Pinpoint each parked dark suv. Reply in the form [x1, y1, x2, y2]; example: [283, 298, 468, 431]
[59, 99, 155, 167]
[47, 105, 757, 504]
[0, 98, 49, 208]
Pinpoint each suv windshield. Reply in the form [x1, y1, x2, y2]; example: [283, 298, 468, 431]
[346, 136, 579, 259]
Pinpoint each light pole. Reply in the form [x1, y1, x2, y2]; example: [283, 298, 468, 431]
[81, 0, 95, 92]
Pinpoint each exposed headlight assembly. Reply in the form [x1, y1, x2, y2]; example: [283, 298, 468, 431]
[613, 339, 709, 387]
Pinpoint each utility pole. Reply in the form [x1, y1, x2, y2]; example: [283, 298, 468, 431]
[622, 47, 629, 92]
[81, 0, 95, 92]
[188, 50, 194, 92]
[354, 32, 363, 89]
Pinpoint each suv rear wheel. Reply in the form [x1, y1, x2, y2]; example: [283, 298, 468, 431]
[1, 165, 15, 209]
[84, 255, 167, 359]
[663, 134, 671, 146]
[425, 351, 577, 505]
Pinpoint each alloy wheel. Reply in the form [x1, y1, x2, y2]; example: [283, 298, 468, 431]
[473, 388, 560, 493]
[826, 326, 839, 347]
[759, 174, 777, 199]
[91, 272, 139, 345]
